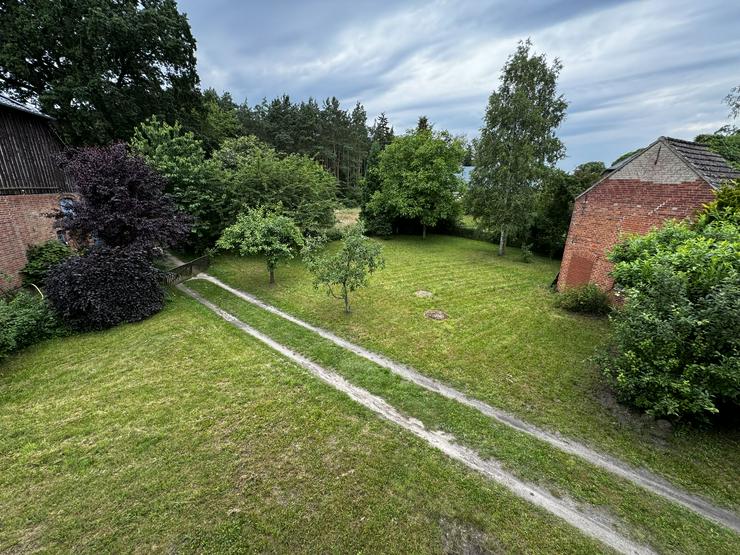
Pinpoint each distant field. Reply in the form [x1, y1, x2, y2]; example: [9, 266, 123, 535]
[334, 207, 360, 227]
[206, 234, 740, 512]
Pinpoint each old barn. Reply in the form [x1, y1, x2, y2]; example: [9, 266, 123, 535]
[0, 94, 74, 288]
[558, 136, 740, 292]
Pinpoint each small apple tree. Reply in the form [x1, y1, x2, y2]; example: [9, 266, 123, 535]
[304, 224, 384, 313]
[217, 207, 303, 284]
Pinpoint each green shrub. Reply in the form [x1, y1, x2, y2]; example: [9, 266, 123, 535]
[520, 243, 534, 263]
[0, 291, 63, 361]
[556, 284, 611, 316]
[598, 219, 740, 421]
[21, 240, 74, 286]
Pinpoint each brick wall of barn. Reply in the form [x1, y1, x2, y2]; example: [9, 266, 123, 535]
[0, 193, 69, 289]
[557, 142, 715, 292]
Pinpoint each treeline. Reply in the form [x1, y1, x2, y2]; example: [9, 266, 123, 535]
[0, 0, 388, 204]
[195, 91, 393, 203]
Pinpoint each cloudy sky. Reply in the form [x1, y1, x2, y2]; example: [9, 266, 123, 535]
[178, 0, 740, 170]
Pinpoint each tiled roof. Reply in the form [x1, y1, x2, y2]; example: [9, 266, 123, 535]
[0, 93, 52, 120]
[662, 136, 740, 188]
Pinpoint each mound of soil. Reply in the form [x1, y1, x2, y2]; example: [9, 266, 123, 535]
[415, 290, 433, 298]
[424, 309, 449, 321]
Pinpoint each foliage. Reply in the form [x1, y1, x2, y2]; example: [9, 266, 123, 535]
[45, 247, 164, 331]
[556, 284, 611, 316]
[197, 88, 242, 153]
[0, 0, 200, 145]
[57, 144, 190, 253]
[696, 182, 740, 227]
[466, 40, 568, 255]
[0, 290, 63, 361]
[214, 136, 337, 234]
[303, 224, 384, 313]
[611, 149, 642, 167]
[527, 163, 603, 257]
[520, 243, 534, 263]
[131, 117, 231, 250]
[238, 95, 372, 203]
[21, 240, 74, 286]
[598, 219, 740, 421]
[694, 133, 740, 170]
[364, 129, 465, 238]
[216, 208, 304, 284]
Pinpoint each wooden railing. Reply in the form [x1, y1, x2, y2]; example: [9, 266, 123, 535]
[162, 255, 210, 285]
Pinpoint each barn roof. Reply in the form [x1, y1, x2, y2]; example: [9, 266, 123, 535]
[0, 93, 53, 120]
[576, 136, 740, 200]
[661, 136, 740, 188]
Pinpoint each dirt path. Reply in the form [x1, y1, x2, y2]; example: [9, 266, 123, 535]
[179, 283, 654, 555]
[188, 272, 740, 535]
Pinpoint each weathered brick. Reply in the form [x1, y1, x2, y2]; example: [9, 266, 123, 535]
[0, 194, 74, 288]
[557, 141, 715, 292]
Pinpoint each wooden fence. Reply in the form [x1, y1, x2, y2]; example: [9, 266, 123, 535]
[162, 255, 210, 286]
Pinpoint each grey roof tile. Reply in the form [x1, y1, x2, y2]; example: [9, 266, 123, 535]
[661, 136, 740, 188]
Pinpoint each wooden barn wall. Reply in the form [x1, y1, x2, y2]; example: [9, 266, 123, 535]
[0, 108, 71, 195]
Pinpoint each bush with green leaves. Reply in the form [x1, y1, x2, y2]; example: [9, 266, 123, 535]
[0, 291, 63, 361]
[303, 224, 384, 313]
[520, 243, 534, 263]
[364, 129, 465, 239]
[598, 218, 740, 421]
[21, 240, 74, 286]
[217, 208, 304, 284]
[131, 117, 231, 250]
[215, 136, 337, 234]
[555, 284, 611, 315]
[45, 247, 165, 332]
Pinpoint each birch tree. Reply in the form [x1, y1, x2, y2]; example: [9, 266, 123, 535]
[466, 40, 567, 255]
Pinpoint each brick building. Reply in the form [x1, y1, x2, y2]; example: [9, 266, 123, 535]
[0, 94, 74, 288]
[558, 136, 740, 292]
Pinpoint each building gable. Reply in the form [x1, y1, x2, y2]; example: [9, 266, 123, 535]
[608, 140, 700, 184]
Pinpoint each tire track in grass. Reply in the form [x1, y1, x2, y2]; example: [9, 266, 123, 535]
[188, 272, 740, 535]
[178, 283, 653, 555]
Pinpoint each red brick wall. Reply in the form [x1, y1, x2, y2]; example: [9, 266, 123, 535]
[0, 193, 70, 288]
[557, 178, 714, 291]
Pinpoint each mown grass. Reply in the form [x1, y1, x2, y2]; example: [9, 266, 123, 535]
[206, 234, 740, 510]
[1, 294, 611, 553]
[189, 278, 740, 554]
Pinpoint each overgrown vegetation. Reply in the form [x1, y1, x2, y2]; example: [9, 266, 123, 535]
[0, 290, 62, 362]
[599, 202, 740, 422]
[555, 284, 611, 315]
[21, 240, 74, 286]
[132, 119, 337, 249]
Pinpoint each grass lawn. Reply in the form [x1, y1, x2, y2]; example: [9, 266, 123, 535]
[205, 234, 740, 511]
[1, 293, 612, 553]
[188, 278, 740, 553]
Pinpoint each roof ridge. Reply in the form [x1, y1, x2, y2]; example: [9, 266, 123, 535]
[0, 93, 52, 120]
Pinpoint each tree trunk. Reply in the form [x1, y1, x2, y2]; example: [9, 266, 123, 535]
[343, 285, 350, 313]
[498, 229, 507, 256]
[269, 268, 275, 285]
[422, 224, 427, 239]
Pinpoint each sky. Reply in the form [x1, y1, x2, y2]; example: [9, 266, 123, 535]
[178, 0, 740, 170]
